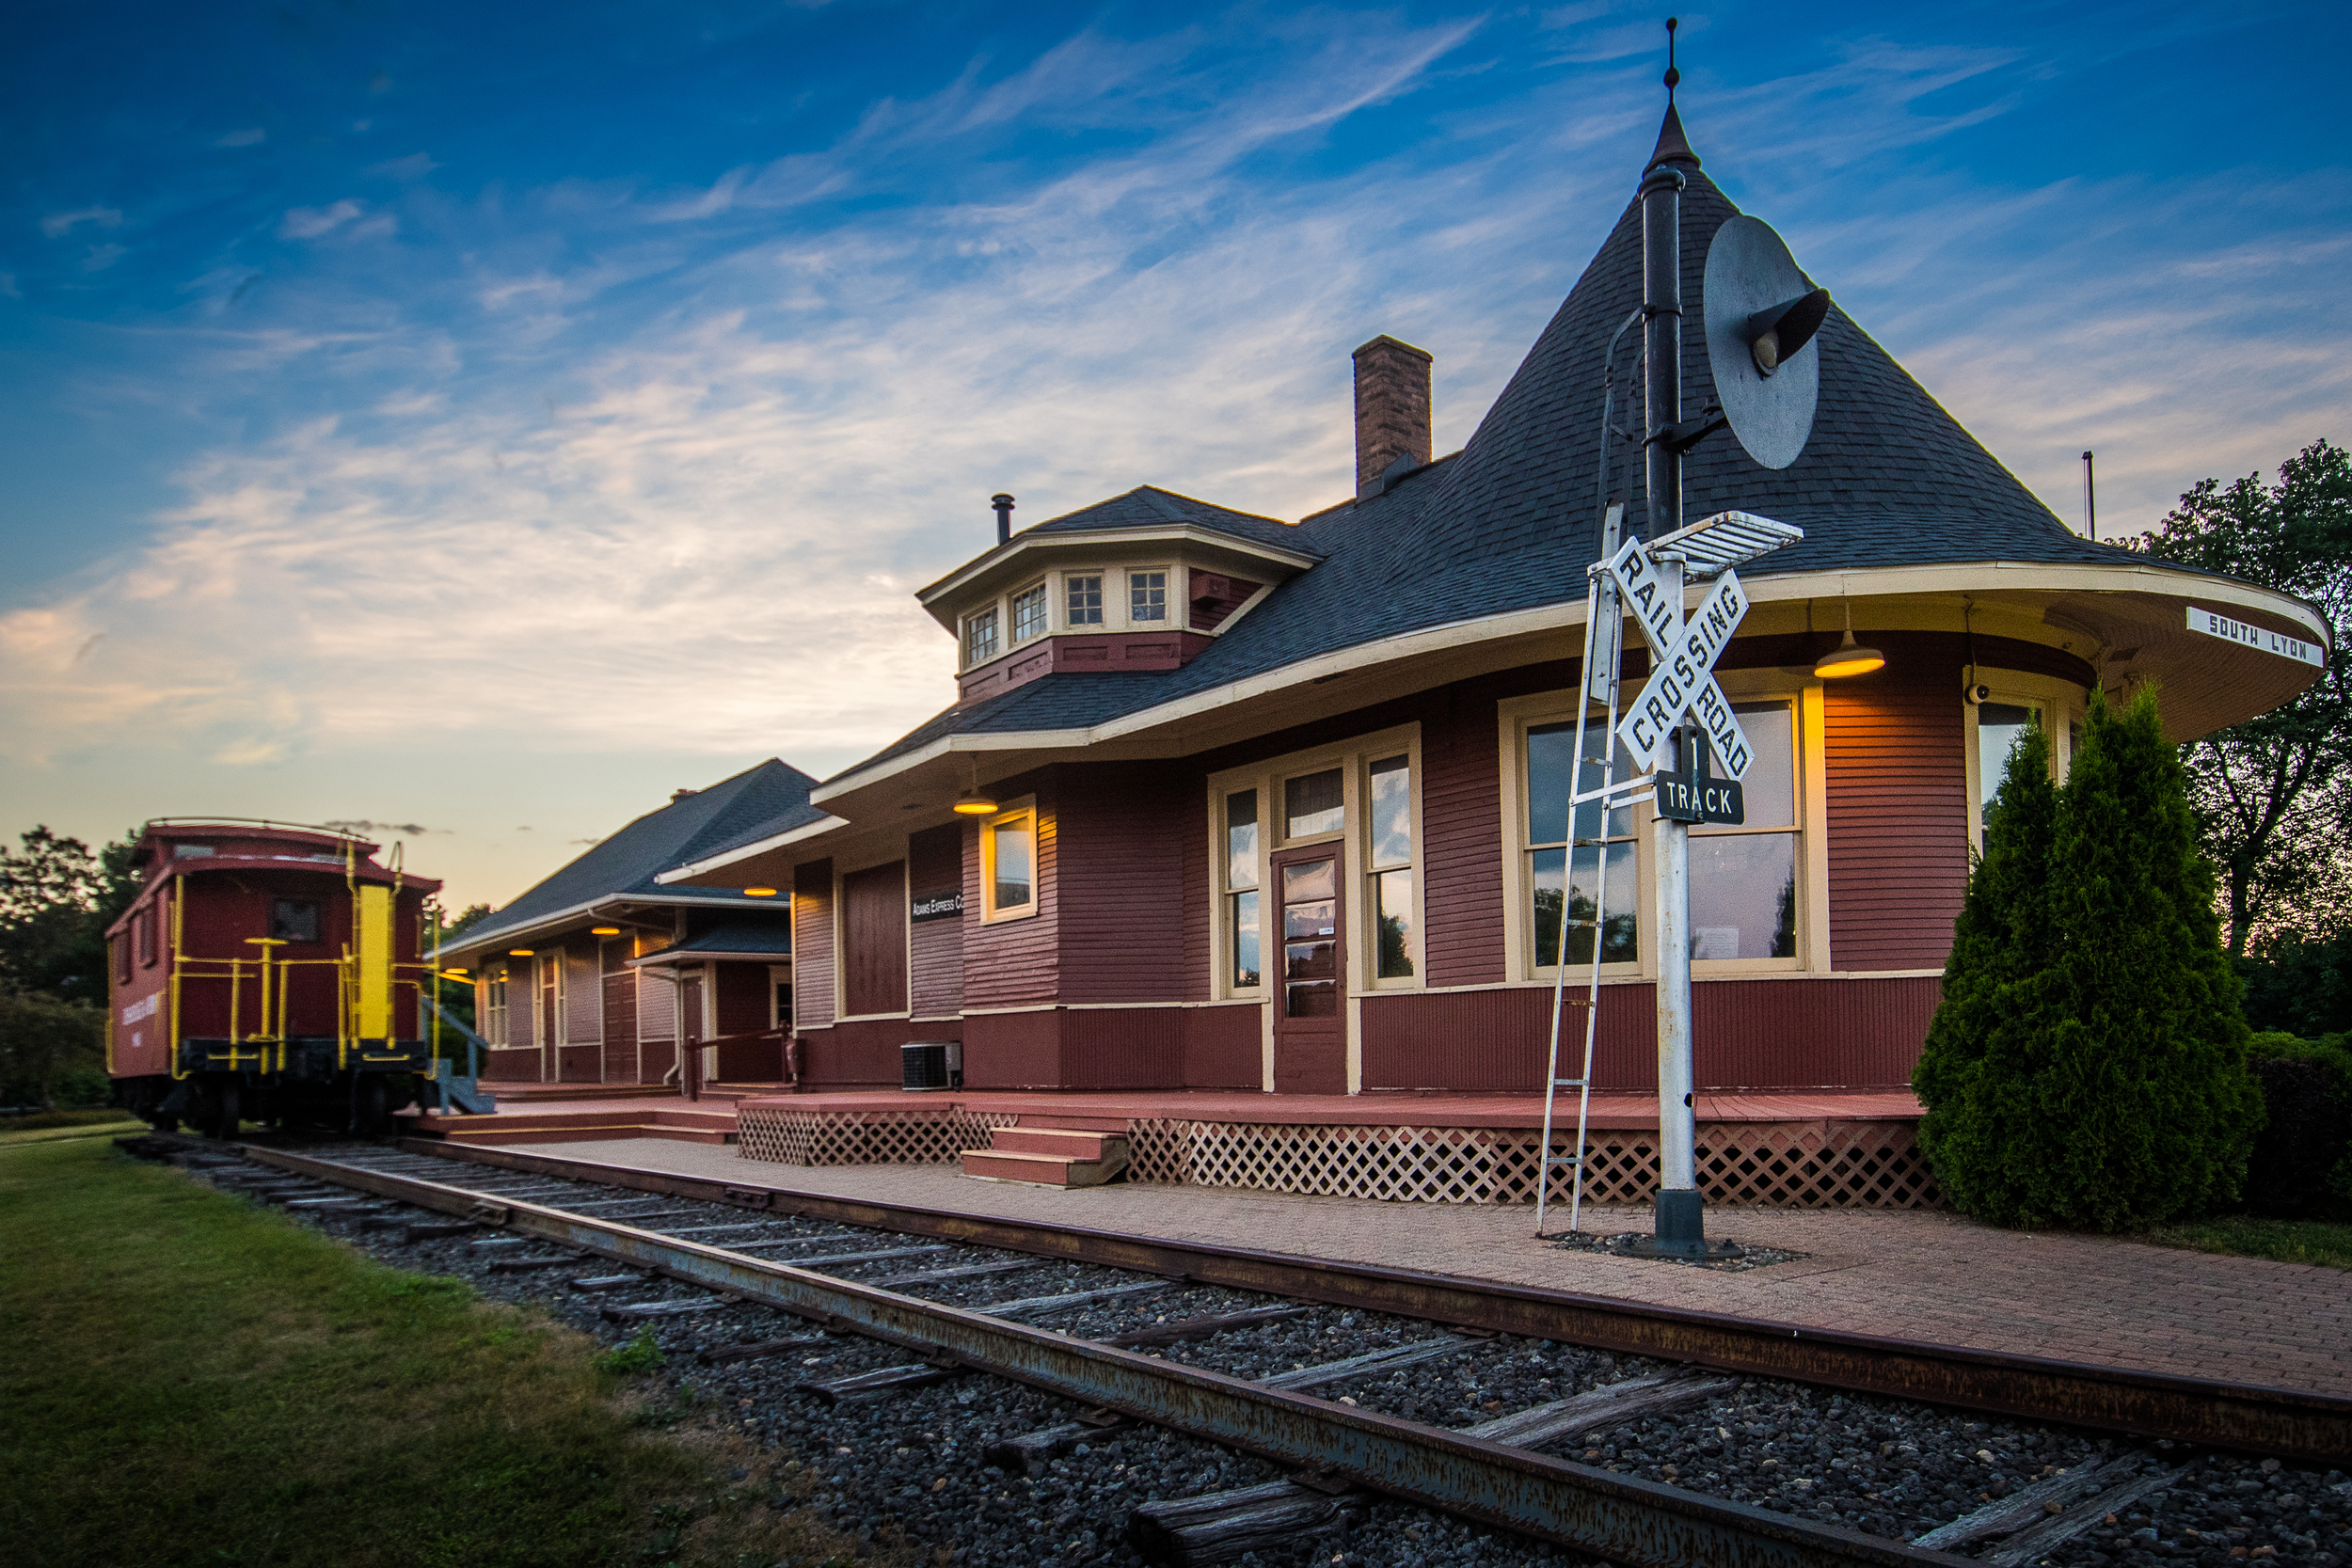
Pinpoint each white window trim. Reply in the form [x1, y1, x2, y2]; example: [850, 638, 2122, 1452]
[1498, 673, 1831, 982]
[1060, 569, 1107, 631]
[979, 796, 1041, 926]
[961, 604, 1003, 669]
[1963, 668, 2088, 858]
[768, 961, 793, 1031]
[1009, 578, 1050, 646]
[1205, 722, 1424, 1010]
[1124, 565, 1174, 629]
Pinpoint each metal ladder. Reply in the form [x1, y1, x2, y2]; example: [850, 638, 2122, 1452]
[1536, 506, 1649, 1238]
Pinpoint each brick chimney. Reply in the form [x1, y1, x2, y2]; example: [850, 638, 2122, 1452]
[1352, 334, 1433, 497]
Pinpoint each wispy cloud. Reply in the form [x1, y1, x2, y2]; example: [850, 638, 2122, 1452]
[279, 200, 367, 240]
[40, 204, 120, 239]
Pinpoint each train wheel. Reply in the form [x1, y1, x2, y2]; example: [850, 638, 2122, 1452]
[208, 1079, 242, 1141]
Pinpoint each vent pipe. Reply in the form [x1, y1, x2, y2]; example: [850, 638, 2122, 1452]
[2081, 451, 2096, 541]
[992, 493, 1015, 545]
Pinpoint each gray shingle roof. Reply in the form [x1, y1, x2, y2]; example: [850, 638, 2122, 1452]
[1025, 484, 1314, 556]
[644, 918, 793, 959]
[446, 759, 816, 952]
[816, 115, 2169, 791]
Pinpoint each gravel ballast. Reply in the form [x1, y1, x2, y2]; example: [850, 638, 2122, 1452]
[165, 1144, 2352, 1568]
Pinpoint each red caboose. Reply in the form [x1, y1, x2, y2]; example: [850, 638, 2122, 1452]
[108, 820, 444, 1137]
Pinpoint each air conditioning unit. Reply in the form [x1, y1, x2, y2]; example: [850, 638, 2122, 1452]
[901, 1040, 962, 1091]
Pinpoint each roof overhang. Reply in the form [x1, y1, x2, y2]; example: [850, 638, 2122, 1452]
[627, 947, 792, 969]
[914, 524, 1322, 631]
[660, 557, 2327, 889]
[432, 893, 787, 967]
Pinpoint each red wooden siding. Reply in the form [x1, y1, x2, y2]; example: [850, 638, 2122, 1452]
[1822, 634, 1973, 971]
[1057, 763, 1193, 1005]
[640, 1038, 676, 1085]
[908, 823, 965, 1019]
[801, 1016, 955, 1090]
[792, 859, 836, 1030]
[1183, 1003, 1262, 1087]
[961, 1008, 1060, 1089]
[841, 862, 909, 1017]
[564, 945, 600, 1045]
[1420, 680, 1515, 987]
[1360, 975, 1939, 1093]
[962, 774, 1058, 1009]
[1060, 1008, 1184, 1087]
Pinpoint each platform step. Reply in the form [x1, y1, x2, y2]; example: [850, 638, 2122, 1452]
[1014, 1112, 1134, 1133]
[961, 1147, 1129, 1188]
[991, 1126, 1130, 1161]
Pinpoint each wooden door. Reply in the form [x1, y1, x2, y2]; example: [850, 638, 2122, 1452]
[1270, 846, 1346, 1094]
[679, 967, 706, 1098]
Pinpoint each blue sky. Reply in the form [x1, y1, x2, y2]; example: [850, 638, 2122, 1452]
[3, 1, 2346, 910]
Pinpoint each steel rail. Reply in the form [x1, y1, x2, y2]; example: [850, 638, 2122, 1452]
[388, 1137, 2352, 1465]
[241, 1144, 1964, 1568]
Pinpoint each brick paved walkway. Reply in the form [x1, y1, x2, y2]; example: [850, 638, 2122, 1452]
[474, 1138, 2352, 1399]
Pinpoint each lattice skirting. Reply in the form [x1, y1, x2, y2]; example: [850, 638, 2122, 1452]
[1124, 1118, 1941, 1209]
[737, 1106, 1020, 1167]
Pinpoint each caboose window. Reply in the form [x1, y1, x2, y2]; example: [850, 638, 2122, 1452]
[114, 933, 131, 982]
[136, 904, 157, 966]
[271, 899, 320, 943]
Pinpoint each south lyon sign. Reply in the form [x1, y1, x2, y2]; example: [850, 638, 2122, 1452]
[1605, 537, 1756, 778]
[2185, 606, 2326, 670]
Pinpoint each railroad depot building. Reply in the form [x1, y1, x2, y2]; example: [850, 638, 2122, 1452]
[658, 112, 2327, 1137]
[437, 759, 812, 1087]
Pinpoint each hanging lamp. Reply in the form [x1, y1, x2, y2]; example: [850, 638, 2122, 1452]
[1813, 600, 1885, 679]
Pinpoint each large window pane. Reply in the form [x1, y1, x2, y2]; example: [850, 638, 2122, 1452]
[1375, 867, 1415, 979]
[1978, 703, 2041, 828]
[1226, 790, 1258, 890]
[1281, 857, 1340, 1018]
[991, 816, 1033, 910]
[1368, 755, 1411, 868]
[1284, 769, 1344, 838]
[1130, 570, 1168, 623]
[1066, 574, 1103, 626]
[1232, 889, 1262, 988]
[1728, 703, 1795, 826]
[1011, 583, 1048, 642]
[1528, 721, 1634, 844]
[1690, 833, 1797, 959]
[1531, 844, 1637, 966]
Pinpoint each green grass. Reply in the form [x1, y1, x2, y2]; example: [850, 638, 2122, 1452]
[0, 1106, 143, 1132]
[2142, 1212, 2352, 1271]
[0, 1137, 867, 1568]
[0, 1115, 144, 1146]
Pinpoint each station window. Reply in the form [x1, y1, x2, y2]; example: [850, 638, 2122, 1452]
[963, 606, 1001, 666]
[1226, 790, 1261, 990]
[483, 966, 509, 1047]
[1011, 582, 1048, 643]
[982, 802, 1038, 922]
[1975, 701, 2044, 830]
[1129, 570, 1168, 624]
[1524, 720, 1638, 969]
[1690, 703, 1799, 961]
[270, 898, 320, 943]
[1283, 768, 1344, 840]
[1066, 574, 1104, 626]
[1367, 754, 1416, 979]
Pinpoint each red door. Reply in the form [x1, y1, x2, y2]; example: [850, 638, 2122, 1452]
[1271, 847, 1346, 1094]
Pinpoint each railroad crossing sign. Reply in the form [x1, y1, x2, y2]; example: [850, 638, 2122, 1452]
[1605, 534, 1757, 779]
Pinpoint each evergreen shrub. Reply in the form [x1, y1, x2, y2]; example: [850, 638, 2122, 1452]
[2242, 1032, 2352, 1220]
[1914, 688, 2264, 1229]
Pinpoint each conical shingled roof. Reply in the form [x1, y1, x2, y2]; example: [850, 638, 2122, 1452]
[1391, 119, 2118, 587]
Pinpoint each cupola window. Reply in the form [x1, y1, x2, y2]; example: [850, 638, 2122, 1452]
[1066, 575, 1104, 626]
[963, 606, 1001, 664]
[1129, 570, 1168, 624]
[1011, 582, 1048, 643]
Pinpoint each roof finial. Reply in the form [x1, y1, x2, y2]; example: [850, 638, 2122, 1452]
[1645, 18, 1701, 173]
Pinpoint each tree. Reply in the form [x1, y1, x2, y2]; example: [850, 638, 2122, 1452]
[0, 827, 142, 1003]
[2126, 439, 2352, 956]
[1915, 689, 2263, 1229]
[0, 990, 106, 1109]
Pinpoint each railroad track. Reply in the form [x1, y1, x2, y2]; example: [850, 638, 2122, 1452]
[122, 1135, 2352, 1568]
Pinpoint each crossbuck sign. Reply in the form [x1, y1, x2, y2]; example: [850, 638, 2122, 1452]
[1606, 536, 1756, 778]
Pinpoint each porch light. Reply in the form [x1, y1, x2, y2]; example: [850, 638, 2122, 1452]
[440, 968, 468, 978]
[743, 886, 779, 897]
[508, 948, 535, 957]
[952, 791, 998, 816]
[1814, 601, 1885, 679]
[590, 925, 621, 935]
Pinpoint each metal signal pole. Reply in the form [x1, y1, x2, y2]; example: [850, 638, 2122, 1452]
[1639, 128, 1706, 1254]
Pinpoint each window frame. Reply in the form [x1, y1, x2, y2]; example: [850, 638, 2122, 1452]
[1062, 570, 1105, 629]
[483, 963, 510, 1048]
[961, 603, 1002, 667]
[978, 796, 1041, 926]
[1205, 723, 1422, 1010]
[1963, 669, 2087, 858]
[1685, 692, 1807, 974]
[1498, 673, 1830, 982]
[1125, 566, 1171, 627]
[1009, 579, 1049, 645]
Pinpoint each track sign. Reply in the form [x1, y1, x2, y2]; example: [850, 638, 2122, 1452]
[1656, 770, 1744, 825]
[1606, 538, 1756, 779]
